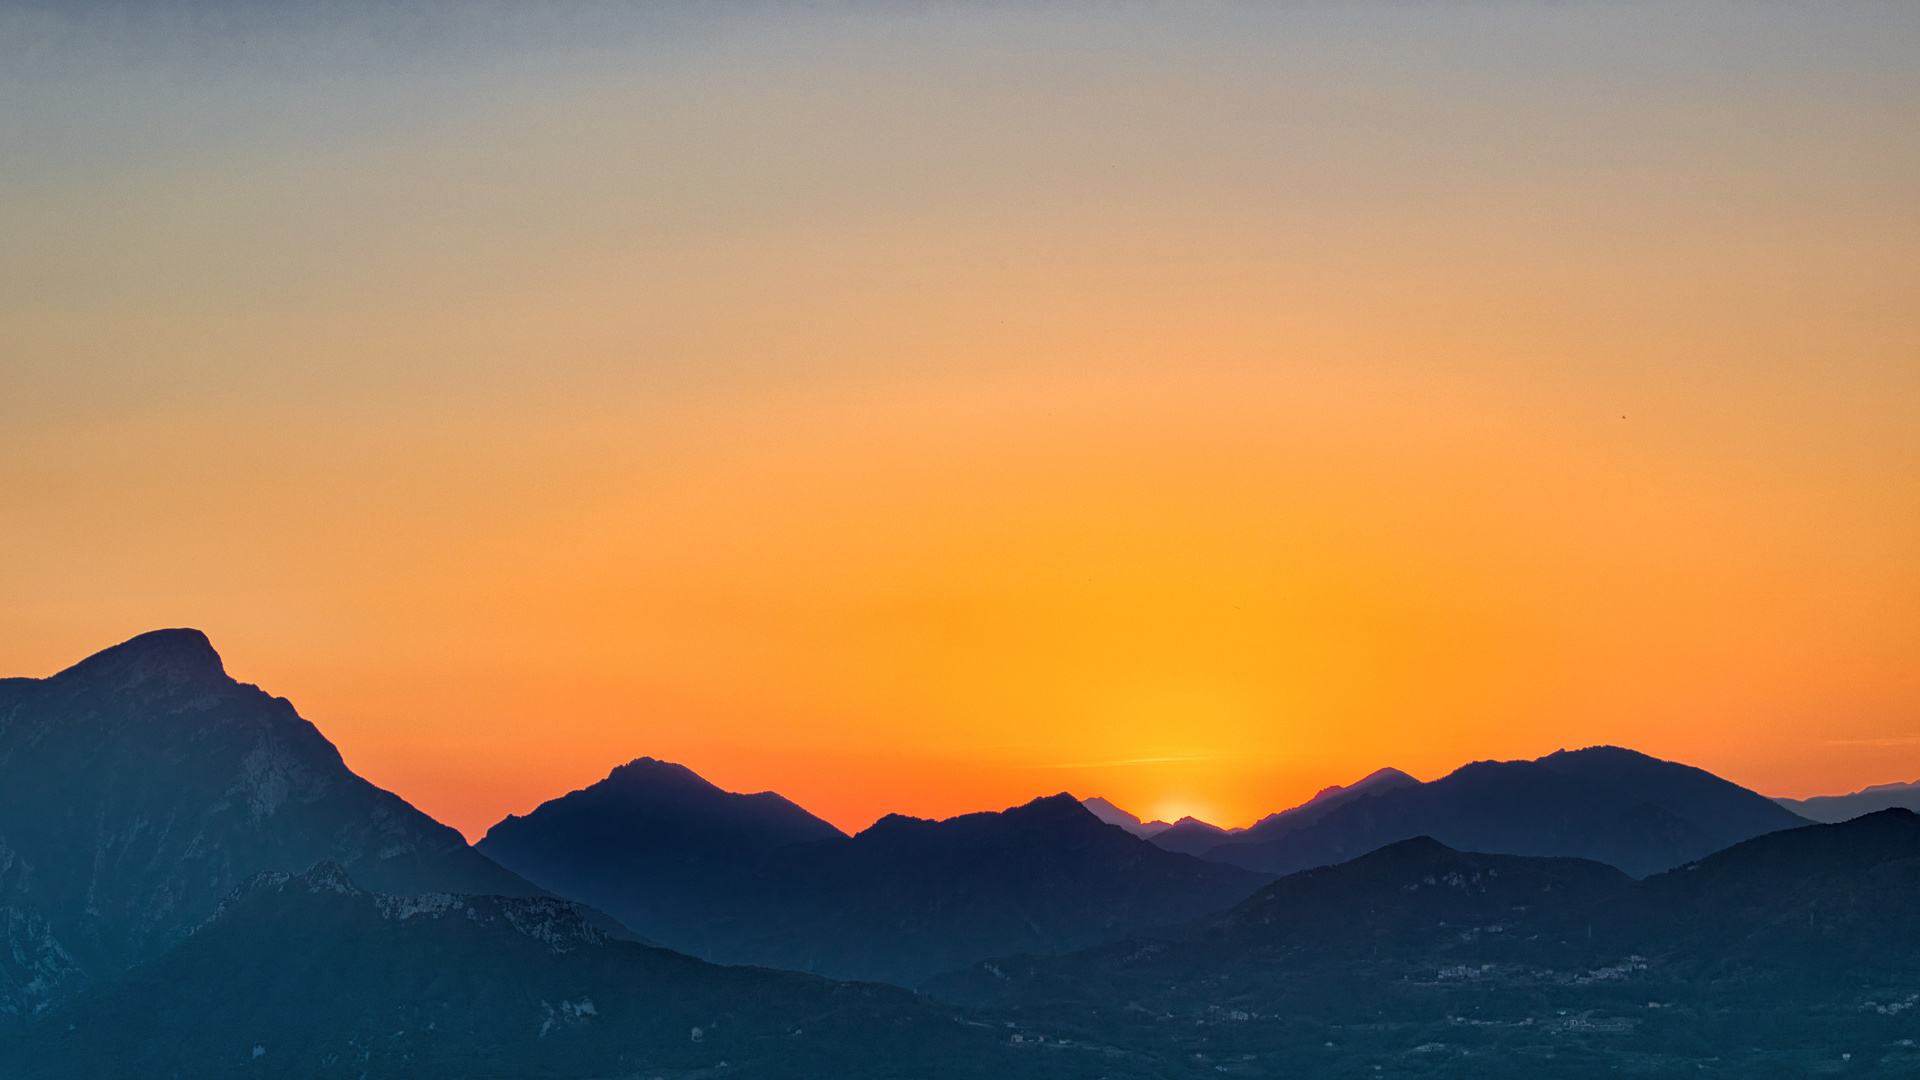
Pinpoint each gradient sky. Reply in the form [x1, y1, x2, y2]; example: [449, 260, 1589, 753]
[2, 0, 1916, 838]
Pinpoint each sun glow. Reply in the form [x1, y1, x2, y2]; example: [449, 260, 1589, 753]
[1, 0, 1915, 838]
[1149, 804, 1215, 827]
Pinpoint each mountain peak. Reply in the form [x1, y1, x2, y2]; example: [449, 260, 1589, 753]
[1, 630, 559, 1021]
[1080, 796, 1175, 837]
[1539, 744, 1655, 768]
[1205, 746, 1803, 879]
[1080, 795, 1142, 827]
[53, 628, 229, 691]
[604, 756, 716, 790]
[1007, 792, 1098, 824]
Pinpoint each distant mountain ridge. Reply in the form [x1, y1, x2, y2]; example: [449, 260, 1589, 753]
[925, 811, 1920, 1075]
[926, 834, 1639, 1009]
[483, 769, 1270, 987]
[1233, 766, 1421, 840]
[1079, 795, 1175, 837]
[1776, 778, 1920, 823]
[7, 627, 1906, 1077]
[1140, 815, 1240, 855]
[1080, 768, 1420, 856]
[0, 629, 577, 1024]
[1201, 746, 1805, 878]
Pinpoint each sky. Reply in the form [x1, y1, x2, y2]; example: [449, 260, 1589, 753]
[1, 0, 1916, 839]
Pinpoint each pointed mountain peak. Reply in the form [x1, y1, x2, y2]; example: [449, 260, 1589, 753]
[1081, 796, 1143, 827]
[1296, 767, 1419, 804]
[53, 628, 229, 691]
[1080, 796, 1175, 837]
[556, 758, 841, 840]
[1233, 766, 1423, 844]
[604, 756, 717, 790]
[1008, 792, 1098, 823]
[858, 793, 1101, 842]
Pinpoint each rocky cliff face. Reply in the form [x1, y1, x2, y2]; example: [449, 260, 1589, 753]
[0, 629, 548, 1024]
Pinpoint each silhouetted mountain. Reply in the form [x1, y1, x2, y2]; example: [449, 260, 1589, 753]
[478, 757, 844, 948]
[1234, 767, 1421, 842]
[1202, 746, 1805, 878]
[0, 630, 584, 1025]
[490, 775, 1269, 987]
[1776, 778, 1920, 823]
[926, 836, 1634, 1008]
[1085, 770, 1425, 860]
[1142, 768, 1424, 858]
[927, 813, 1920, 1075]
[1208, 835, 1633, 944]
[1605, 808, 1920, 985]
[721, 794, 1270, 985]
[0, 863, 1150, 1080]
[1144, 816, 1238, 855]
[1079, 796, 1173, 837]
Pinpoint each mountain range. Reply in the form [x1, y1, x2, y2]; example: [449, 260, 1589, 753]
[1080, 795, 1179, 838]
[1777, 778, 1920, 823]
[0, 629, 598, 1025]
[481, 745, 1808, 987]
[1080, 768, 1420, 855]
[926, 810, 1920, 1075]
[1196, 746, 1807, 877]
[0, 627, 1906, 1077]
[481, 765, 1269, 986]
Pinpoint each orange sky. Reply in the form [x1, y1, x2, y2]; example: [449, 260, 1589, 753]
[1, 1, 1916, 838]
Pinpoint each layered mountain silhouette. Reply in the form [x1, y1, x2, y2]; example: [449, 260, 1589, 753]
[1776, 778, 1920, 823]
[0, 629, 598, 1024]
[483, 770, 1270, 986]
[1080, 769, 1420, 856]
[3, 628, 1909, 1077]
[926, 836, 1638, 1009]
[1138, 815, 1239, 855]
[478, 757, 845, 948]
[3, 863, 1131, 1080]
[1079, 795, 1174, 838]
[1234, 766, 1420, 837]
[927, 812, 1920, 1075]
[1201, 746, 1806, 877]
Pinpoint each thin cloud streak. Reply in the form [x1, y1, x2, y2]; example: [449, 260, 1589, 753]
[1040, 755, 1227, 770]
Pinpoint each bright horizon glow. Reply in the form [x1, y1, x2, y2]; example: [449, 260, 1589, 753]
[1140, 804, 1223, 829]
[2, 1, 1916, 840]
